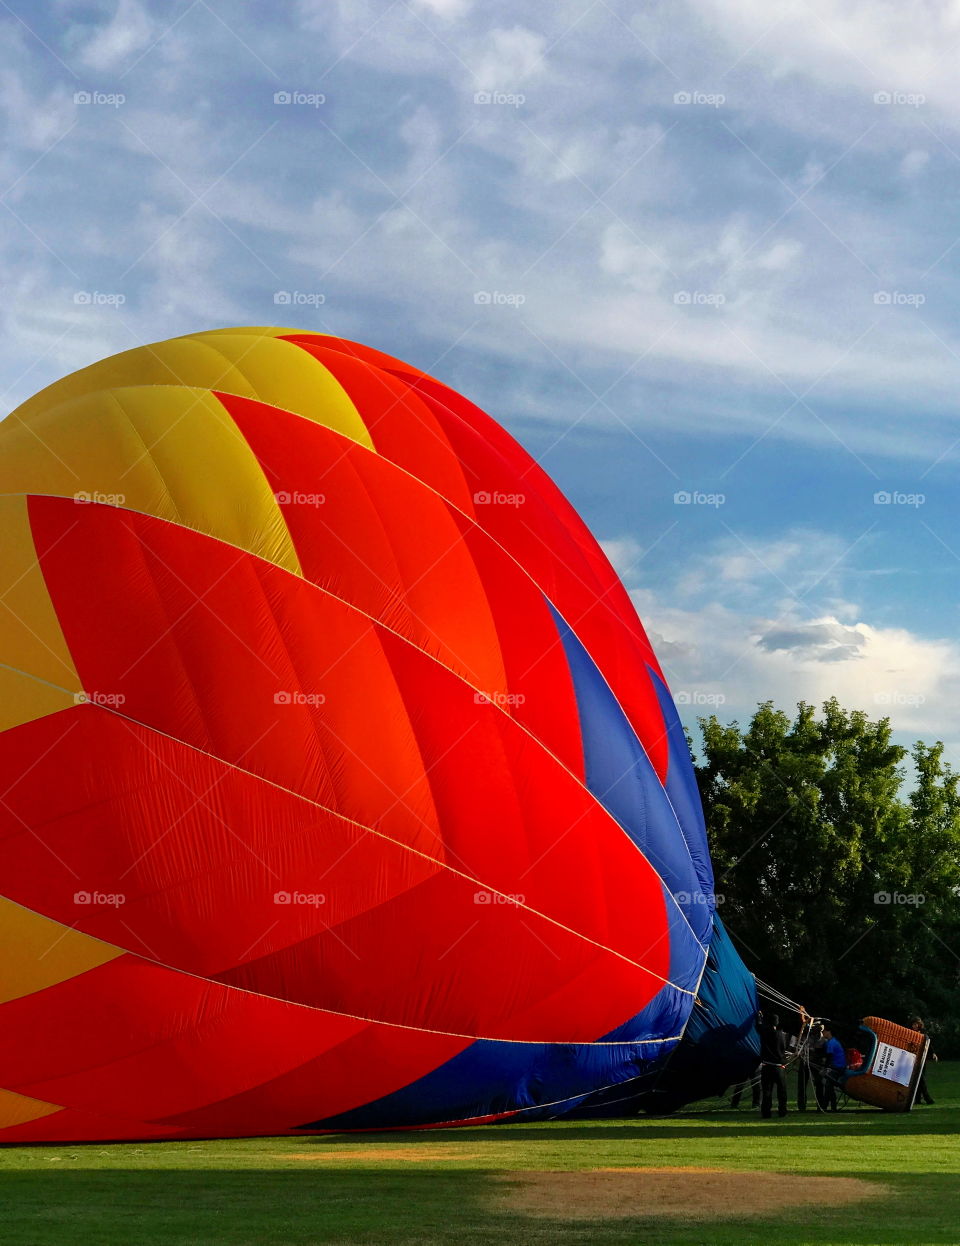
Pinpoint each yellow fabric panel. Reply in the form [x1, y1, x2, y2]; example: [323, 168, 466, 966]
[0, 496, 81, 729]
[9, 329, 373, 450]
[0, 1086, 60, 1128]
[0, 387, 302, 576]
[0, 667, 77, 733]
[0, 896, 122, 1005]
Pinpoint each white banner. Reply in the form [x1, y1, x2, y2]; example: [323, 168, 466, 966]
[872, 1041, 915, 1087]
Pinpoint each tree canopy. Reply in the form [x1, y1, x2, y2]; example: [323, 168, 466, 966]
[692, 698, 960, 1053]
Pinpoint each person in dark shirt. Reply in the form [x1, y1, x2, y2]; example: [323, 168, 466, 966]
[911, 1017, 937, 1105]
[759, 1012, 788, 1118]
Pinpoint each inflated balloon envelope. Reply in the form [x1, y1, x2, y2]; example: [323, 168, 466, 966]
[0, 327, 756, 1141]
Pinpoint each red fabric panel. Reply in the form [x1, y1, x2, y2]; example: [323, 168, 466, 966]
[0, 955, 222, 1088]
[402, 372, 658, 664]
[392, 377, 670, 779]
[218, 869, 657, 1042]
[218, 391, 584, 782]
[0, 1108, 183, 1143]
[15, 962, 364, 1119]
[155, 1022, 465, 1135]
[281, 333, 430, 383]
[28, 494, 445, 862]
[0, 952, 466, 1139]
[20, 498, 668, 1039]
[217, 389, 505, 701]
[0, 709, 440, 978]
[452, 514, 585, 782]
[373, 626, 669, 980]
[280, 335, 669, 779]
[0, 705, 659, 1041]
[267, 346, 475, 512]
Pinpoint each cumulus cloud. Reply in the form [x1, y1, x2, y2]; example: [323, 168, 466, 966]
[756, 620, 868, 661]
[615, 526, 960, 755]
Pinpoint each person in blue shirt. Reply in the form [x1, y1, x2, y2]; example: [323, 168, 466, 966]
[821, 1026, 847, 1111]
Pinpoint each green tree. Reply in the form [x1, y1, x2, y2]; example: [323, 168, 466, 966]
[695, 700, 960, 1050]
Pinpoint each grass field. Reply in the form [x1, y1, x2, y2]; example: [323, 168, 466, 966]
[1, 1064, 958, 1245]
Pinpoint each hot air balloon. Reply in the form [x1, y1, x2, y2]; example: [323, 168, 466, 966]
[0, 327, 755, 1141]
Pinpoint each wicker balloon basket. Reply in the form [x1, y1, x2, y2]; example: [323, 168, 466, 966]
[842, 1016, 929, 1112]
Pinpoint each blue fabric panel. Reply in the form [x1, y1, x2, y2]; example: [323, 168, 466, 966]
[545, 601, 711, 951]
[564, 914, 759, 1117]
[302, 1029, 680, 1131]
[638, 914, 760, 1112]
[649, 668, 715, 908]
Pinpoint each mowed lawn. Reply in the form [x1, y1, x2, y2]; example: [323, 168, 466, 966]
[1, 1064, 958, 1246]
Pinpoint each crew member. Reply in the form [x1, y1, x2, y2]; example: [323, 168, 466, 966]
[759, 1012, 788, 1119]
[911, 1017, 937, 1105]
[821, 1026, 846, 1111]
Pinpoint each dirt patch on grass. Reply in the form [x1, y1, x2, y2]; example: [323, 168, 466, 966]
[283, 1147, 482, 1163]
[494, 1168, 886, 1220]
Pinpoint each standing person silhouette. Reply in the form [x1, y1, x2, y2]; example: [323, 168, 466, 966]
[910, 1017, 937, 1105]
[759, 1012, 788, 1119]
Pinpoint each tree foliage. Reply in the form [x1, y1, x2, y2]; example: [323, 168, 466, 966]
[694, 699, 960, 1053]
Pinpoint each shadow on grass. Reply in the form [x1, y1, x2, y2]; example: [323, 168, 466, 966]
[0, 1167, 957, 1246]
[300, 1106, 960, 1146]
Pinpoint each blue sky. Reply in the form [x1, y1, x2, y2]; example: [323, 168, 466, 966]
[3, 0, 960, 762]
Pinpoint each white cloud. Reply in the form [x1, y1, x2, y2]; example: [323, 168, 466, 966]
[79, 0, 156, 72]
[473, 26, 546, 89]
[900, 148, 930, 178]
[414, 0, 473, 17]
[0, 69, 74, 152]
[599, 536, 645, 578]
[693, 0, 960, 114]
[613, 526, 960, 756]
